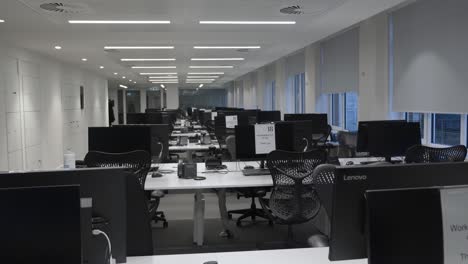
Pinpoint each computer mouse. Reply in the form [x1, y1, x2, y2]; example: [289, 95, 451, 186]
[244, 165, 255, 170]
[152, 172, 163, 178]
[346, 161, 354, 166]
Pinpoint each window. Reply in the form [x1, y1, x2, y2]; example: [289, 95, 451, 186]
[331, 94, 342, 127]
[293, 73, 305, 113]
[431, 114, 461, 146]
[126, 90, 141, 113]
[406, 113, 425, 138]
[264, 80, 276, 110]
[344, 92, 358, 131]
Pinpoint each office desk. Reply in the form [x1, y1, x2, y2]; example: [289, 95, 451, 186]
[146, 162, 271, 246]
[169, 142, 220, 162]
[126, 247, 366, 264]
[171, 131, 208, 138]
[173, 125, 203, 130]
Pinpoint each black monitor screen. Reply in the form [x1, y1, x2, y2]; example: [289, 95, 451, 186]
[89, 126, 152, 155]
[235, 125, 269, 160]
[366, 122, 421, 159]
[356, 120, 406, 153]
[126, 113, 146, 124]
[330, 162, 468, 261]
[0, 185, 82, 263]
[258, 111, 281, 123]
[284, 113, 328, 127]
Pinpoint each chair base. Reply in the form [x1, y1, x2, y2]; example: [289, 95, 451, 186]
[228, 208, 273, 227]
[152, 211, 168, 228]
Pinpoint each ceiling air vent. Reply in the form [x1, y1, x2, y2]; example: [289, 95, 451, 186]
[39, 2, 88, 14]
[280, 5, 305, 15]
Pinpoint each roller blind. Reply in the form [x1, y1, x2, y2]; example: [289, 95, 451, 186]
[285, 50, 305, 77]
[320, 27, 359, 94]
[392, 0, 468, 113]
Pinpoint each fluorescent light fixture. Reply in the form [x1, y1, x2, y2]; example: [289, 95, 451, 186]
[191, 58, 244, 61]
[131, 66, 176, 69]
[99, 66, 104, 69]
[187, 76, 219, 78]
[194, 46, 260, 49]
[129, 79, 132, 82]
[160, 84, 165, 88]
[69, 20, 171, 24]
[199, 84, 204, 88]
[119, 85, 128, 89]
[199, 21, 296, 25]
[114, 72, 118, 75]
[148, 76, 178, 79]
[122, 76, 126, 79]
[134, 81, 137, 84]
[81, 58, 87, 61]
[186, 80, 214, 83]
[54, 46, 62, 50]
[186, 79, 216, 81]
[151, 81, 178, 84]
[0, 20, 4, 23]
[140, 72, 177, 75]
[121, 58, 176, 61]
[105, 46, 174, 50]
[188, 72, 224, 75]
[189, 66, 233, 69]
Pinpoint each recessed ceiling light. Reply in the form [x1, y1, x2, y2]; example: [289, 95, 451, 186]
[114, 72, 118, 75]
[199, 21, 296, 25]
[131, 66, 176, 69]
[81, 58, 88, 61]
[199, 84, 204, 88]
[191, 58, 244, 61]
[140, 72, 178, 75]
[122, 76, 126, 79]
[0, 19, 4, 23]
[189, 66, 233, 69]
[119, 85, 128, 89]
[99, 66, 104, 69]
[160, 84, 165, 88]
[193, 46, 260, 49]
[187, 76, 219, 79]
[105, 46, 174, 50]
[129, 79, 132, 82]
[121, 58, 176, 61]
[69, 20, 171, 24]
[188, 72, 224, 75]
[54, 46, 62, 50]
[134, 81, 137, 84]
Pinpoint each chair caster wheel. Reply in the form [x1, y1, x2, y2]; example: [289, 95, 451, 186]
[163, 222, 168, 228]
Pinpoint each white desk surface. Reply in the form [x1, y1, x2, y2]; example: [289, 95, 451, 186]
[126, 247, 366, 264]
[145, 161, 271, 190]
[168, 142, 219, 152]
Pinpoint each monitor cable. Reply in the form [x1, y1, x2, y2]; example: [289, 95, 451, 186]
[92, 229, 116, 264]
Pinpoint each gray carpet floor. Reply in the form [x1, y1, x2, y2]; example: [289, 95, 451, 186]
[151, 191, 322, 255]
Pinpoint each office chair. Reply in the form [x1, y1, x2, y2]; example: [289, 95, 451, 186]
[405, 145, 467, 163]
[260, 149, 328, 246]
[84, 150, 168, 228]
[225, 135, 272, 226]
[311, 125, 332, 150]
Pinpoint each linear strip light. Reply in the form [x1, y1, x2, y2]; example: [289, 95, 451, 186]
[132, 66, 176, 69]
[194, 46, 260, 49]
[199, 21, 295, 25]
[189, 66, 233, 69]
[187, 76, 219, 78]
[187, 72, 224, 75]
[105, 46, 174, 50]
[140, 72, 178, 75]
[121, 58, 176, 61]
[191, 58, 244, 61]
[119, 85, 128, 89]
[70, 20, 171, 24]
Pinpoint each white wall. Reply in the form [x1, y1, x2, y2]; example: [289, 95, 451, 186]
[0, 44, 108, 171]
[166, 84, 179, 109]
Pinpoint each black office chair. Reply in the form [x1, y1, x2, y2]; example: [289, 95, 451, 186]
[84, 150, 168, 228]
[405, 145, 467, 163]
[259, 149, 328, 245]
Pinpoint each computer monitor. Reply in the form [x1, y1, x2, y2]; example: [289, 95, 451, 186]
[329, 162, 468, 261]
[356, 120, 406, 153]
[89, 126, 152, 155]
[258, 111, 281, 123]
[113, 124, 170, 162]
[0, 168, 134, 263]
[357, 121, 421, 161]
[126, 113, 146, 124]
[145, 108, 161, 113]
[235, 125, 270, 161]
[284, 113, 328, 127]
[145, 112, 163, 124]
[0, 185, 82, 263]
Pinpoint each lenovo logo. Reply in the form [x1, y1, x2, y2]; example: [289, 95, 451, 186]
[344, 175, 367, 181]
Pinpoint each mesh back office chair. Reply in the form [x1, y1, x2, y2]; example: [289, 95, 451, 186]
[260, 150, 328, 244]
[405, 145, 467, 163]
[224, 135, 272, 226]
[84, 150, 168, 228]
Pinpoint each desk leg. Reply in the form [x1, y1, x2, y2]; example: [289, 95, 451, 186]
[216, 188, 233, 238]
[193, 190, 205, 246]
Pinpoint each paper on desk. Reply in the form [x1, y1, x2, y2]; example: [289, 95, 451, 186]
[211, 112, 218, 120]
[225, 115, 238, 129]
[254, 124, 276, 154]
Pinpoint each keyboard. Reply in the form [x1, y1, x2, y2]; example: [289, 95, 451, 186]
[242, 169, 270, 176]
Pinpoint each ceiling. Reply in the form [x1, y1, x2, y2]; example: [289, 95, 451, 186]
[0, 0, 408, 89]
